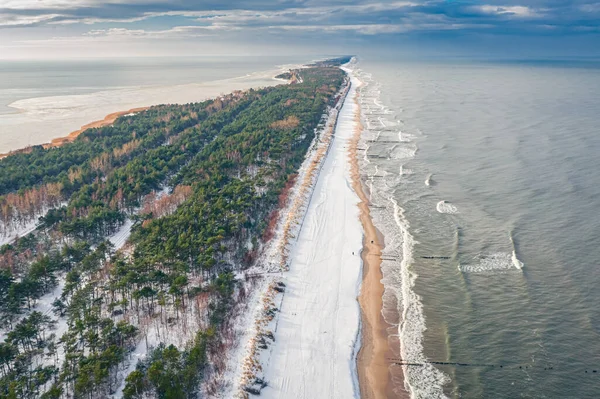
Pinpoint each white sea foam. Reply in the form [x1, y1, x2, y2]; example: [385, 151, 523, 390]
[511, 250, 524, 270]
[355, 68, 450, 398]
[425, 173, 433, 186]
[398, 165, 414, 177]
[459, 252, 521, 273]
[391, 146, 418, 160]
[436, 200, 458, 214]
[398, 130, 410, 142]
[509, 231, 525, 270]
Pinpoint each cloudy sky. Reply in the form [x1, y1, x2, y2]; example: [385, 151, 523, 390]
[0, 0, 598, 59]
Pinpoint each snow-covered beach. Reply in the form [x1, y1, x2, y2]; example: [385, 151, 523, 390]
[255, 71, 364, 398]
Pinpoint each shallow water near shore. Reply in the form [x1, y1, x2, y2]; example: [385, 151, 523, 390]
[356, 57, 600, 398]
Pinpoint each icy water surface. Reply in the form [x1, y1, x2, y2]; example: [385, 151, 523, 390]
[0, 55, 308, 153]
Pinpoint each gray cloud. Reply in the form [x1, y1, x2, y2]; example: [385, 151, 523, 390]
[0, 0, 598, 38]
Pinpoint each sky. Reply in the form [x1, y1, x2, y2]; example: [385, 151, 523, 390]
[0, 0, 598, 59]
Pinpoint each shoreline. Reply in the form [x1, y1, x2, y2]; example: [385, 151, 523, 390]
[0, 67, 292, 159]
[0, 107, 149, 159]
[44, 107, 149, 148]
[348, 70, 408, 399]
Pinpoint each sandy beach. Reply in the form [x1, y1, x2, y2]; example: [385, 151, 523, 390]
[0, 107, 149, 159]
[45, 107, 149, 148]
[348, 69, 408, 399]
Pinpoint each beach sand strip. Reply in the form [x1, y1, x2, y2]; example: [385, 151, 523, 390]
[349, 74, 409, 399]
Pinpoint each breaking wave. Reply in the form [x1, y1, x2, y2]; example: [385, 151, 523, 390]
[459, 252, 523, 273]
[436, 200, 458, 214]
[355, 67, 450, 398]
[425, 173, 433, 186]
[509, 231, 524, 270]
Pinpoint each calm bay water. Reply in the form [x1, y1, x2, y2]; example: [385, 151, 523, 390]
[0, 55, 309, 152]
[0, 56, 309, 115]
[356, 58, 600, 398]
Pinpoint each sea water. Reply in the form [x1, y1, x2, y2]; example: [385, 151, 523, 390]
[355, 58, 600, 398]
[0, 55, 308, 153]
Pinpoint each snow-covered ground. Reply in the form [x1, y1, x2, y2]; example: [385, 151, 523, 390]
[0, 218, 38, 246]
[259, 70, 364, 398]
[0, 202, 68, 246]
[0, 278, 66, 343]
[108, 218, 134, 251]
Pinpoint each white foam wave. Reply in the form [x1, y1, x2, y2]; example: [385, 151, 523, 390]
[355, 68, 449, 398]
[436, 200, 458, 214]
[391, 198, 450, 398]
[509, 231, 524, 270]
[399, 130, 413, 142]
[399, 165, 410, 176]
[458, 252, 521, 273]
[425, 173, 433, 186]
[511, 250, 524, 270]
[391, 146, 417, 160]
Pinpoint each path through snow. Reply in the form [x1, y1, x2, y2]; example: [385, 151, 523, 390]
[261, 71, 363, 399]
